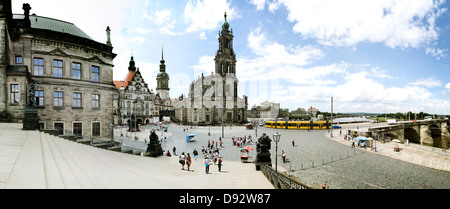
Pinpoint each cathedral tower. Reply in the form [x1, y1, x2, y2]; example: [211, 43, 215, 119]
[215, 12, 237, 76]
[156, 47, 170, 101]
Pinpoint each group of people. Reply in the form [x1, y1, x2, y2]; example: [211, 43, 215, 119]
[172, 138, 224, 174]
[231, 135, 252, 147]
[344, 135, 364, 148]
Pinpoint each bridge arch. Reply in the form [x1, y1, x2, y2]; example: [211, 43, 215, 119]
[404, 128, 420, 143]
[429, 125, 441, 138]
[429, 125, 443, 148]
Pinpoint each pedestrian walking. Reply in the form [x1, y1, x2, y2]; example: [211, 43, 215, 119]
[292, 139, 295, 147]
[193, 149, 198, 160]
[179, 152, 186, 170]
[218, 157, 223, 172]
[173, 146, 177, 155]
[204, 156, 210, 174]
[186, 153, 192, 171]
[282, 150, 286, 163]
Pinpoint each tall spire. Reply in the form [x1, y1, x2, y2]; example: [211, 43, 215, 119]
[161, 45, 164, 61]
[160, 46, 166, 70]
[222, 11, 230, 30]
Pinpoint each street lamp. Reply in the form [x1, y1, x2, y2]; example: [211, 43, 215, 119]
[273, 131, 281, 173]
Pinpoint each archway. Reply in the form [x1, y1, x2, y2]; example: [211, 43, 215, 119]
[404, 128, 420, 143]
[429, 125, 443, 148]
[384, 133, 399, 142]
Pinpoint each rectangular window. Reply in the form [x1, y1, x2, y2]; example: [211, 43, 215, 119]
[54, 123, 64, 135]
[10, 84, 19, 104]
[92, 94, 100, 108]
[72, 62, 81, 80]
[73, 93, 82, 107]
[33, 58, 44, 76]
[54, 91, 63, 107]
[73, 123, 82, 136]
[15, 56, 23, 65]
[91, 66, 99, 82]
[53, 60, 63, 78]
[35, 90, 44, 106]
[92, 122, 100, 136]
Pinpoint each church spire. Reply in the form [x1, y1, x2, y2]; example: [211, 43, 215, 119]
[160, 45, 166, 66]
[161, 45, 164, 61]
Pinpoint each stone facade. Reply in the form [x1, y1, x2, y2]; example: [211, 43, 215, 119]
[0, 1, 116, 138]
[113, 56, 155, 125]
[173, 13, 247, 125]
[249, 101, 280, 120]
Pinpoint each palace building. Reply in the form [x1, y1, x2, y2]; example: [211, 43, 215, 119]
[113, 56, 155, 126]
[113, 48, 173, 126]
[0, 1, 116, 138]
[173, 12, 248, 125]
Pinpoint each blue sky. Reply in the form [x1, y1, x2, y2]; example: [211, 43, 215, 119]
[13, 0, 450, 115]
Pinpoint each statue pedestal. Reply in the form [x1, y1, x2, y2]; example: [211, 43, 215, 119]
[23, 109, 40, 130]
[255, 153, 272, 171]
[146, 131, 163, 157]
[255, 133, 272, 171]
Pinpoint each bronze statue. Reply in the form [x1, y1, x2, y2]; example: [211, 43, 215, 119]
[26, 81, 36, 109]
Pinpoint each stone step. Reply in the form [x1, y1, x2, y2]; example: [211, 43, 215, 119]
[40, 132, 65, 189]
[50, 134, 95, 189]
[5, 131, 45, 189]
[44, 134, 82, 188]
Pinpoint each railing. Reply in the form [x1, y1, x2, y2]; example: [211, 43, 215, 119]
[260, 165, 311, 189]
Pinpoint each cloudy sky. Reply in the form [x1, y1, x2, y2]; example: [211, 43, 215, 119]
[13, 0, 450, 114]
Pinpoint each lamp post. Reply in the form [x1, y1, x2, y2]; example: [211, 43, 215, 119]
[273, 131, 281, 173]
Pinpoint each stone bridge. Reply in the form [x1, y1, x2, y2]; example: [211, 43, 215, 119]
[368, 119, 450, 146]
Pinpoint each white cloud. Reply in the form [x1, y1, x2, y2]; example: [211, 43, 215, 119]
[155, 9, 172, 26]
[199, 32, 207, 40]
[250, 0, 266, 11]
[425, 47, 448, 60]
[409, 78, 442, 88]
[446, 83, 450, 92]
[184, 0, 236, 32]
[267, 0, 446, 48]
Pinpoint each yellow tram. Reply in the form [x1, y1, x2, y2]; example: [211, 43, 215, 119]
[265, 120, 331, 130]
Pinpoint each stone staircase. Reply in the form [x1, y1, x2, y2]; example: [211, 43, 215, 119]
[2, 128, 273, 189]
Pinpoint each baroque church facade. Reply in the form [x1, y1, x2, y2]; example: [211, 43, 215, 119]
[0, 1, 116, 138]
[173, 13, 248, 125]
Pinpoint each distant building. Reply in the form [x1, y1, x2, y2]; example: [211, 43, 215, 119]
[0, 1, 116, 138]
[173, 12, 247, 125]
[250, 101, 280, 120]
[308, 106, 319, 118]
[113, 56, 155, 125]
[290, 107, 307, 117]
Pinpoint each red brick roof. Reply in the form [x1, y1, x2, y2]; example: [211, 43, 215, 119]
[113, 71, 135, 91]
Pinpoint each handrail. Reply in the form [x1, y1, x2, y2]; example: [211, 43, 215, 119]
[260, 164, 311, 189]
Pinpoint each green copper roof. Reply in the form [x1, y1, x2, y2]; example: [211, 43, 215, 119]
[222, 12, 230, 30]
[13, 14, 94, 40]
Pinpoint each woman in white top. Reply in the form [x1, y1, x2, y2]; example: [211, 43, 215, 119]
[179, 152, 186, 170]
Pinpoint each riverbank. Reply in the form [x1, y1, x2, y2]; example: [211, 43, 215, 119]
[327, 123, 449, 172]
